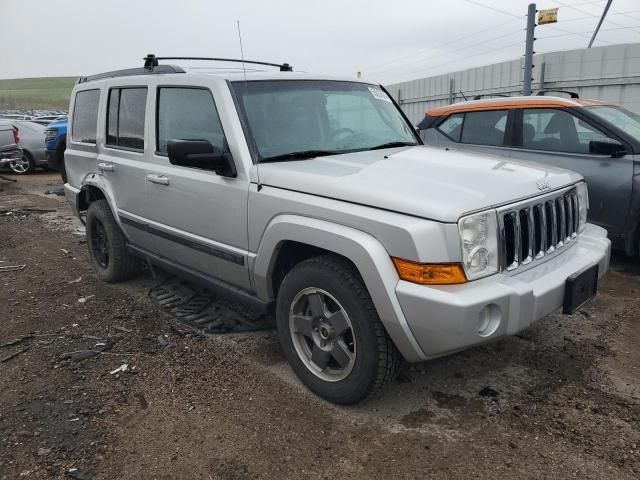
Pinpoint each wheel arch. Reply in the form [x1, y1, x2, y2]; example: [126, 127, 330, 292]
[252, 214, 426, 362]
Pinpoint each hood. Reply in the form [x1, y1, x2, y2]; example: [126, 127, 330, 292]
[47, 117, 67, 130]
[257, 145, 582, 223]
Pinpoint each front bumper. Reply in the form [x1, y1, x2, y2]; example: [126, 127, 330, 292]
[396, 223, 611, 359]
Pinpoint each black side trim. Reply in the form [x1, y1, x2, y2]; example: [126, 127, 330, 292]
[119, 216, 245, 266]
[127, 244, 270, 314]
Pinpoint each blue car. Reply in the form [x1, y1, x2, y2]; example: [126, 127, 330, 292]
[44, 116, 67, 181]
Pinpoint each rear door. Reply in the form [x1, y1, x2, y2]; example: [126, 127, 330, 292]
[97, 85, 156, 248]
[509, 107, 632, 234]
[144, 84, 251, 290]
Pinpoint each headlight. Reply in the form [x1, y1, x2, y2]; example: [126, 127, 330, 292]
[458, 210, 499, 281]
[45, 129, 57, 141]
[576, 182, 588, 232]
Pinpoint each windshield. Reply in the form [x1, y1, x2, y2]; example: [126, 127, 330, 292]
[232, 80, 418, 161]
[587, 105, 640, 140]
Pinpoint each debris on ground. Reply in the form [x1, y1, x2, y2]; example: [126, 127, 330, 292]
[0, 346, 30, 363]
[148, 276, 274, 333]
[0, 335, 33, 348]
[68, 276, 83, 284]
[478, 386, 499, 397]
[110, 364, 128, 375]
[78, 295, 95, 303]
[0, 264, 26, 272]
[65, 467, 94, 480]
[68, 342, 113, 362]
[135, 393, 148, 409]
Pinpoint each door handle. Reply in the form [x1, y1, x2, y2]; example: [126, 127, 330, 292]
[146, 174, 170, 186]
[97, 162, 114, 173]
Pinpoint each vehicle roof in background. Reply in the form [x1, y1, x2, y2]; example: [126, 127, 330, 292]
[426, 96, 609, 117]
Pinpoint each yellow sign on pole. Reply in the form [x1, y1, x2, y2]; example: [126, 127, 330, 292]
[538, 8, 559, 25]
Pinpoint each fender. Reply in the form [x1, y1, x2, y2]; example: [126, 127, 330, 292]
[252, 214, 427, 362]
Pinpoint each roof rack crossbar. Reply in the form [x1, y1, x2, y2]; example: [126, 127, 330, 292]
[143, 54, 293, 72]
[536, 89, 579, 99]
[472, 93, 510, 100]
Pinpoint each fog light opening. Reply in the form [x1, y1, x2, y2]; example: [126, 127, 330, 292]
[477, 304, 501, 337]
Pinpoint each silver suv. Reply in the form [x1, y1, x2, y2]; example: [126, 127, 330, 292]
[64, 56, 611, 404]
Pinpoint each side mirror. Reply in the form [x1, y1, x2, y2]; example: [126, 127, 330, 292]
[167, 139, 237, 177]
[589, 140, 626, 158]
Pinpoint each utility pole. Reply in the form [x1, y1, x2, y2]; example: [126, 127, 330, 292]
[588, 0, 612, 48]
[523, 3, 536, 96]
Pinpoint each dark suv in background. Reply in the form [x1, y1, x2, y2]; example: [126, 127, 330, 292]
[419, 93, 640, 256]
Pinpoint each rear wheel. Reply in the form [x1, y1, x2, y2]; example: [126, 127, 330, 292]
[86, 200, 139, 282]
[275, 255, 400, 404]
[9, 151, 35, 174]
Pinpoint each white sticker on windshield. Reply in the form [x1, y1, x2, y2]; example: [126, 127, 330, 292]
[368, 87, 392, 102]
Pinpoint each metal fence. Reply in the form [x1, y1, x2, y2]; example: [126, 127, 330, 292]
[386, 42, 640, 124]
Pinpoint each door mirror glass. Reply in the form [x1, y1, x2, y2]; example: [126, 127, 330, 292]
[167, 139, 237, 177]
[589, 140, 626, 158]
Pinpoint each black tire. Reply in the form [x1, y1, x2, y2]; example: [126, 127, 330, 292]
[9, 151, 35, 174]
[86, 200, 138, 282]
[275, 255, 400, 404]
[58, 148, 67, 183]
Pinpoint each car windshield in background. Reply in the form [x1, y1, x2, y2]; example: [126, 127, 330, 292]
[587, 105, 640, 140]
[231, 80, 418, 162]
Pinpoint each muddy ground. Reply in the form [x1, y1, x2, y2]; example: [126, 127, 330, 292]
[0, 171, 639, 479]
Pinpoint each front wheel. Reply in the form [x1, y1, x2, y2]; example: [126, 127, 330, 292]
[275, 255, 400, 404]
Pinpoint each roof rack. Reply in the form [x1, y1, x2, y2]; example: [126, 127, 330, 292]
[76, 53, 293, 84]
[77, 65, 185, 84]
[143, 54, 293, 72]
[536, 89, 579, 99]
[472, 93, 510, 100]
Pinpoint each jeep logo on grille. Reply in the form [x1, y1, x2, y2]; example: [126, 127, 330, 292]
[536, 180, 550, 191]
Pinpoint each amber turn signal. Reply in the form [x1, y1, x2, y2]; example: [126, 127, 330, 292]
[392, 258, 467, 285]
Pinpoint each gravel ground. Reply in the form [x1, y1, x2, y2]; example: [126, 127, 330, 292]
[1, 172, 639, 480]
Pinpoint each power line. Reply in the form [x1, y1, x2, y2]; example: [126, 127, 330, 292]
[380, 39, 525, 84]
[361, 17, 522, 73]
[366, 27, 525, 76]
[552, 0, 640, 36]
[460, 0, 521, 19]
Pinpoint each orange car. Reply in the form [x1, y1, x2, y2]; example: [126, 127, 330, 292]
[418, 92, 640, 255]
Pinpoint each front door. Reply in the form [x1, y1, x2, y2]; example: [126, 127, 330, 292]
[145, 86, 251, 290]
[509, 108, 633, 234]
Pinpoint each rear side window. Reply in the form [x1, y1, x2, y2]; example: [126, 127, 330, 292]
[107, 87, 147, 150]
[156, 87, 226, 154]
[72, 89, 100, 144]
[460, 110, 508, 146]
[437, 113, 464, 142]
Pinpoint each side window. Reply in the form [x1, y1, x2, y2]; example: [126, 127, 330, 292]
[460, 110, 508, 146]
[157, 87, 226, 154]
[437, 113, 464, 142]
[522, 108, 615, 154]
[72, 89, 100, 144]
[106, 87, 147, 150]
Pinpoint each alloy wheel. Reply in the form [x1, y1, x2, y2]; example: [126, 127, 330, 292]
[9, 155, 30, 174]
[288, 287, 356, 382]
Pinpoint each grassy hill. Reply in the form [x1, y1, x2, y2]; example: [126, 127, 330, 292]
[0, 77, 78, 110]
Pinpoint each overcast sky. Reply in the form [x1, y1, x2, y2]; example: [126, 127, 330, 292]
[1, 0, 639, 84]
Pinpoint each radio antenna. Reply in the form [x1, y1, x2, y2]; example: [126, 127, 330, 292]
[237, 20, 248, 84]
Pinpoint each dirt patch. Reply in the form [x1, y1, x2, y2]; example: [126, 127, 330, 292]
[1, 173, 639, 479]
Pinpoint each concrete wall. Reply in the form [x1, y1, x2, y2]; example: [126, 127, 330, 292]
[386, 43, 640, 124]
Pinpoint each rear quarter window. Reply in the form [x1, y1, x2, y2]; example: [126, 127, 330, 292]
[72, 89, 100, 144]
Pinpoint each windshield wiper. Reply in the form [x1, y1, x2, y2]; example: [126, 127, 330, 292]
[367, 141, 417, 151]
[260, 150, 341, 163]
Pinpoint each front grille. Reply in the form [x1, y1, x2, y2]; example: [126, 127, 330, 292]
[499, 187, 579, 272]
